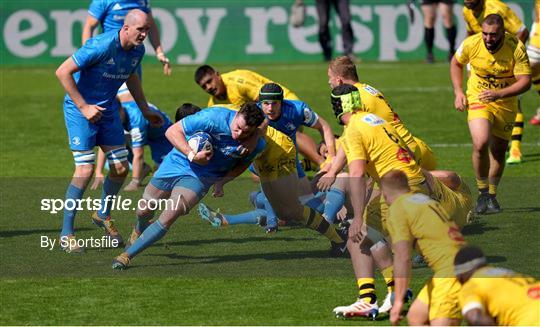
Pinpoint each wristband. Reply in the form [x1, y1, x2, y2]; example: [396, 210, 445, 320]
[187, 151, 196, 162]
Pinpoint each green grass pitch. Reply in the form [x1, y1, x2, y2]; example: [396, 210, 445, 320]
[0, 62, 538, 325]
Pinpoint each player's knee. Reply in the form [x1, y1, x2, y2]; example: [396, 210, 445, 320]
[472, 139, 489, 153]
[74, 164, 95, 179]
[105, 148, 129, 175]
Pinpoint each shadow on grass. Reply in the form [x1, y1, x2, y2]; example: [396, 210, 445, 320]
[144, 248, 342, 266]
[160, 235, 317, 248]
[0, 227, 93, 238]
[502, 207, 540, 213]
[461, 220, 499, 236]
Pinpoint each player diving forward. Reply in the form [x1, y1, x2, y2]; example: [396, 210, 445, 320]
[112, 103, 267, 269]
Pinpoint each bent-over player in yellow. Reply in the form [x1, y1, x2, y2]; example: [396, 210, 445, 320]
[454, 246, 540, 326]
[381, 170, 466, 326]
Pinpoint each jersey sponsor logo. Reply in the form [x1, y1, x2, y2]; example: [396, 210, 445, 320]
[112, 3, 123, 10]
[106, 58, 115, 65]
[113, 15, 125, 21]
[363, 85, 379, 95]
[102, 72, 130, 79]
[362, 113, 385, 126]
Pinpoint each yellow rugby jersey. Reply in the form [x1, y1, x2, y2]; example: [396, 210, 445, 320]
[386, 192, 465, 276]
[207, 70, 299, 107]
[253, 126, 297, 181]
[463, 0, 526, 35]
[455, 32, 531, 107]
[460, 266, 540, 325]
[353, 82, 417, 151]
[342, 112, 424, 186]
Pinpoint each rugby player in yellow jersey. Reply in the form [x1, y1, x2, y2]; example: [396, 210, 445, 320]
[463, 0, 529, 164]
[454, 246, 540, 326]
[381, 170, 465, 326]
[451, 14, 531, 214]
[528, 0, 540, 125]
[327, 55, 437, 170]
[194, 65, 324, 167]
[324, 84, 472, 318]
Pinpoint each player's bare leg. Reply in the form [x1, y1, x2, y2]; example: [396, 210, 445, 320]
[468, 118, 491, 214]
[407, 299, 430, 325]
[261, 173, 347, 255]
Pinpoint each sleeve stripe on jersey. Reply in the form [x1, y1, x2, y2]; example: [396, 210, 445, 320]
[461, 301, 484, 315]
[72, 54, 82, 68]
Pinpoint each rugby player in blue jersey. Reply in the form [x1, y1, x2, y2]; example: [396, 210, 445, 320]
[112, 103, 266, 269]
[55, 9, 164, 253]
[82, 0, 171, 75]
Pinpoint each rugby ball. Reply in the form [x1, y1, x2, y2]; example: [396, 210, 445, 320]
[188, 131, 213, 153]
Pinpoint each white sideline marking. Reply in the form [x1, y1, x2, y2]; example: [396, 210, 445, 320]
[431, 143, 539, 148]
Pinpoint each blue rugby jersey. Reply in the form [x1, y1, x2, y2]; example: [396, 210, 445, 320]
[64, 30, 144, 118]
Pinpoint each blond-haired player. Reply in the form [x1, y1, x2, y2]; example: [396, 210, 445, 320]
[381, 170, 465, 326]
[463, 0, 530, 164]
[450, 14, 531, 214]
[327, 55, 437, 170]
[454, 246, 540, 326]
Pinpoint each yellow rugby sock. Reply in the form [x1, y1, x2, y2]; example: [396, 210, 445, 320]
[510, 112, 523, 151]
[301, 207, 344, 243]
[476, 178, 488, 193]
[489, 184, 498, 196]
[357, 278, 377, 304]
[381, 266, 394, 293]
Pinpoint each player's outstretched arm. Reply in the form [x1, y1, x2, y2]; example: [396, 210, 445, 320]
[147, 13, 171, 76]
[449, 56, 467, 111]
[312, 117, 336, 159]
[390, 240, 412, 326]
[81, 15, 99, 45]
[347, 159, 367, 243]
